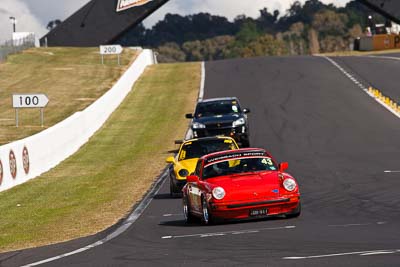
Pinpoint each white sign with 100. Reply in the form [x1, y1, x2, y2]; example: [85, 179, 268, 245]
[12, 94, 49, 127]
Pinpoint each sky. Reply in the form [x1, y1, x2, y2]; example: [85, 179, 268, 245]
[0, 0, 351, 43]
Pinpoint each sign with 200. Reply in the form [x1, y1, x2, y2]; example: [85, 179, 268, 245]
[100, 45, 123, 55]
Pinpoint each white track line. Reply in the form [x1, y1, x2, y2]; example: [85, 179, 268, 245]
[283, 249, 400, 260]
[366, 55, 400, 61]
[161, 225, 295, 240]
[22, 171, 168, 267]
[199, 61, 205, 101]
[321, 56, 368, 91]
[322, 56, 400, 120]
[328, 221, 386, 228]
[185, 61, 205, 140]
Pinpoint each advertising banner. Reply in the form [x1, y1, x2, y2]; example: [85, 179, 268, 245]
[372, 34, 400, 50]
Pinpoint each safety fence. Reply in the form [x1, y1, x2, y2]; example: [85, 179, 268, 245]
[0, 34, 35, 62]
[0, 49, 155, 192]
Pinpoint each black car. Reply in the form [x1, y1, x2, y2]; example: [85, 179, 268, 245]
[185, 97, 250, 147]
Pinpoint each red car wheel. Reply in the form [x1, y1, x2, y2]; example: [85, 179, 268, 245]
[286, 202, 301, 218]
[201, 196, 212, 225]
[183, 196, 195, 223]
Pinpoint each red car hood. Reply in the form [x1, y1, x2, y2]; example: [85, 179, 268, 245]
[207, 171, 282, 202]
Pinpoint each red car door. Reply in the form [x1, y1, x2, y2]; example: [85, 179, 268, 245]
[188, 180, 202, 213]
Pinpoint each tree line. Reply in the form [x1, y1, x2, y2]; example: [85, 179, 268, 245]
[117, 0, 387, 62]
[49, 0, 386, 62]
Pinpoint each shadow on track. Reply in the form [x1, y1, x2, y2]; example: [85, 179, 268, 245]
[158, 215, 293, 228]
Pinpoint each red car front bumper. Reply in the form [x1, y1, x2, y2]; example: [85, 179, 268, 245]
[209, 195, 300, 220]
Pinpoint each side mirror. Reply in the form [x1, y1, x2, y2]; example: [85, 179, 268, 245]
[243, 108, 250, 114]
[186, 175, 199, 183]
[166, 156, 175, 163]
[185, 113, 194, 119]
[279, 162, 289, 172]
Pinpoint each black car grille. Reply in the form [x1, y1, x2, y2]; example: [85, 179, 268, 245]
[204, 122, 233, 136]
[205, 128, 233, 136]
[206, 122, 232, 129]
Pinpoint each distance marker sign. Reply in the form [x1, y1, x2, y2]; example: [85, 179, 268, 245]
[12, 94, 49, 127]
[13, 94, 49, 108]
[100, 45, 123, 55]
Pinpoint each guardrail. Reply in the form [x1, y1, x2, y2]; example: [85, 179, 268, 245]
[0, 49, 155, 192]
[0, 34, 35, 62]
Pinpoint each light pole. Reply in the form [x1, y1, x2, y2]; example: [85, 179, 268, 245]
[9, 16, 16, 33]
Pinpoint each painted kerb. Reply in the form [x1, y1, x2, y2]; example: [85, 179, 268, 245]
[0, 49, 155, 192]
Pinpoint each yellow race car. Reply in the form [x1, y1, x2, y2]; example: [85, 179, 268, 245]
[166, 136, 239, 197]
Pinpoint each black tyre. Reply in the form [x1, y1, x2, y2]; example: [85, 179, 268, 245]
[201, 196, 213, 225]
[286, 202, 301, 218]
[183, 196, 195, 223]
[169, 175, 181, 198]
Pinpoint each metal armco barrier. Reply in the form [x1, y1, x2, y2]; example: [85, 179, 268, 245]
[0, 49, 155, 192]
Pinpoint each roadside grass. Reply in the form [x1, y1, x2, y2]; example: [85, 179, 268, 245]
[317, 48, 400, 57]
[0, 47, 137, 144]
[0, 62, 200, 252]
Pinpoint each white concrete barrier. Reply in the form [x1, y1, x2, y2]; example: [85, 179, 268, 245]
[0, 49, 155, 192]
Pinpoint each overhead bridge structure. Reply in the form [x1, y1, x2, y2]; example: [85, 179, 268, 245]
[40, 0, 170, 47]
[357, 0, 400, 24]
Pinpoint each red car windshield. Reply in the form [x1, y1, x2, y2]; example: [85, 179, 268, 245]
[202, 157, 277, 179]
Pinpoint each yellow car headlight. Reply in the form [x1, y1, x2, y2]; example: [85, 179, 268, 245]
[178, 169, 189, 177]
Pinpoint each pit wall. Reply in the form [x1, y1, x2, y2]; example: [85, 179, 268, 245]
[0, 49, 155, 192]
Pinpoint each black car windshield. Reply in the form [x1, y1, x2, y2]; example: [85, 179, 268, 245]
[178, 139, 238, 161]
[202, 157, 277, 179]
[195, 100, 241, 118]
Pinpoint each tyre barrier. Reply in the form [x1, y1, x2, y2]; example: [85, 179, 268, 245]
[0, 49, 155, 192]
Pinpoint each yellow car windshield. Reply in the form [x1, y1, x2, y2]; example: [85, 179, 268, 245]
[179, 139, 237, 161]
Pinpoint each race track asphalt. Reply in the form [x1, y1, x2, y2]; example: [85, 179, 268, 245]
[333, 55, 400, 102]
[1, 55, 400, 267]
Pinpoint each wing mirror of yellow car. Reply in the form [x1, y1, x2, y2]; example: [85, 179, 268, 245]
[186, 175, 199, 183]
[166, 156, 175, 163]
[279, 162, 289, 172]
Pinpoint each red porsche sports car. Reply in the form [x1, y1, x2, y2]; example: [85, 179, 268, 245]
[182, 148, 301, 224]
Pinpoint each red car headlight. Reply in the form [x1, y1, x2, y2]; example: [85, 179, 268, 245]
[283, 178, 297, 192]
[212, 187, 226, 200]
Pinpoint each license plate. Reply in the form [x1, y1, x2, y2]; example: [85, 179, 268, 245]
[250, 208, 268, 216]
